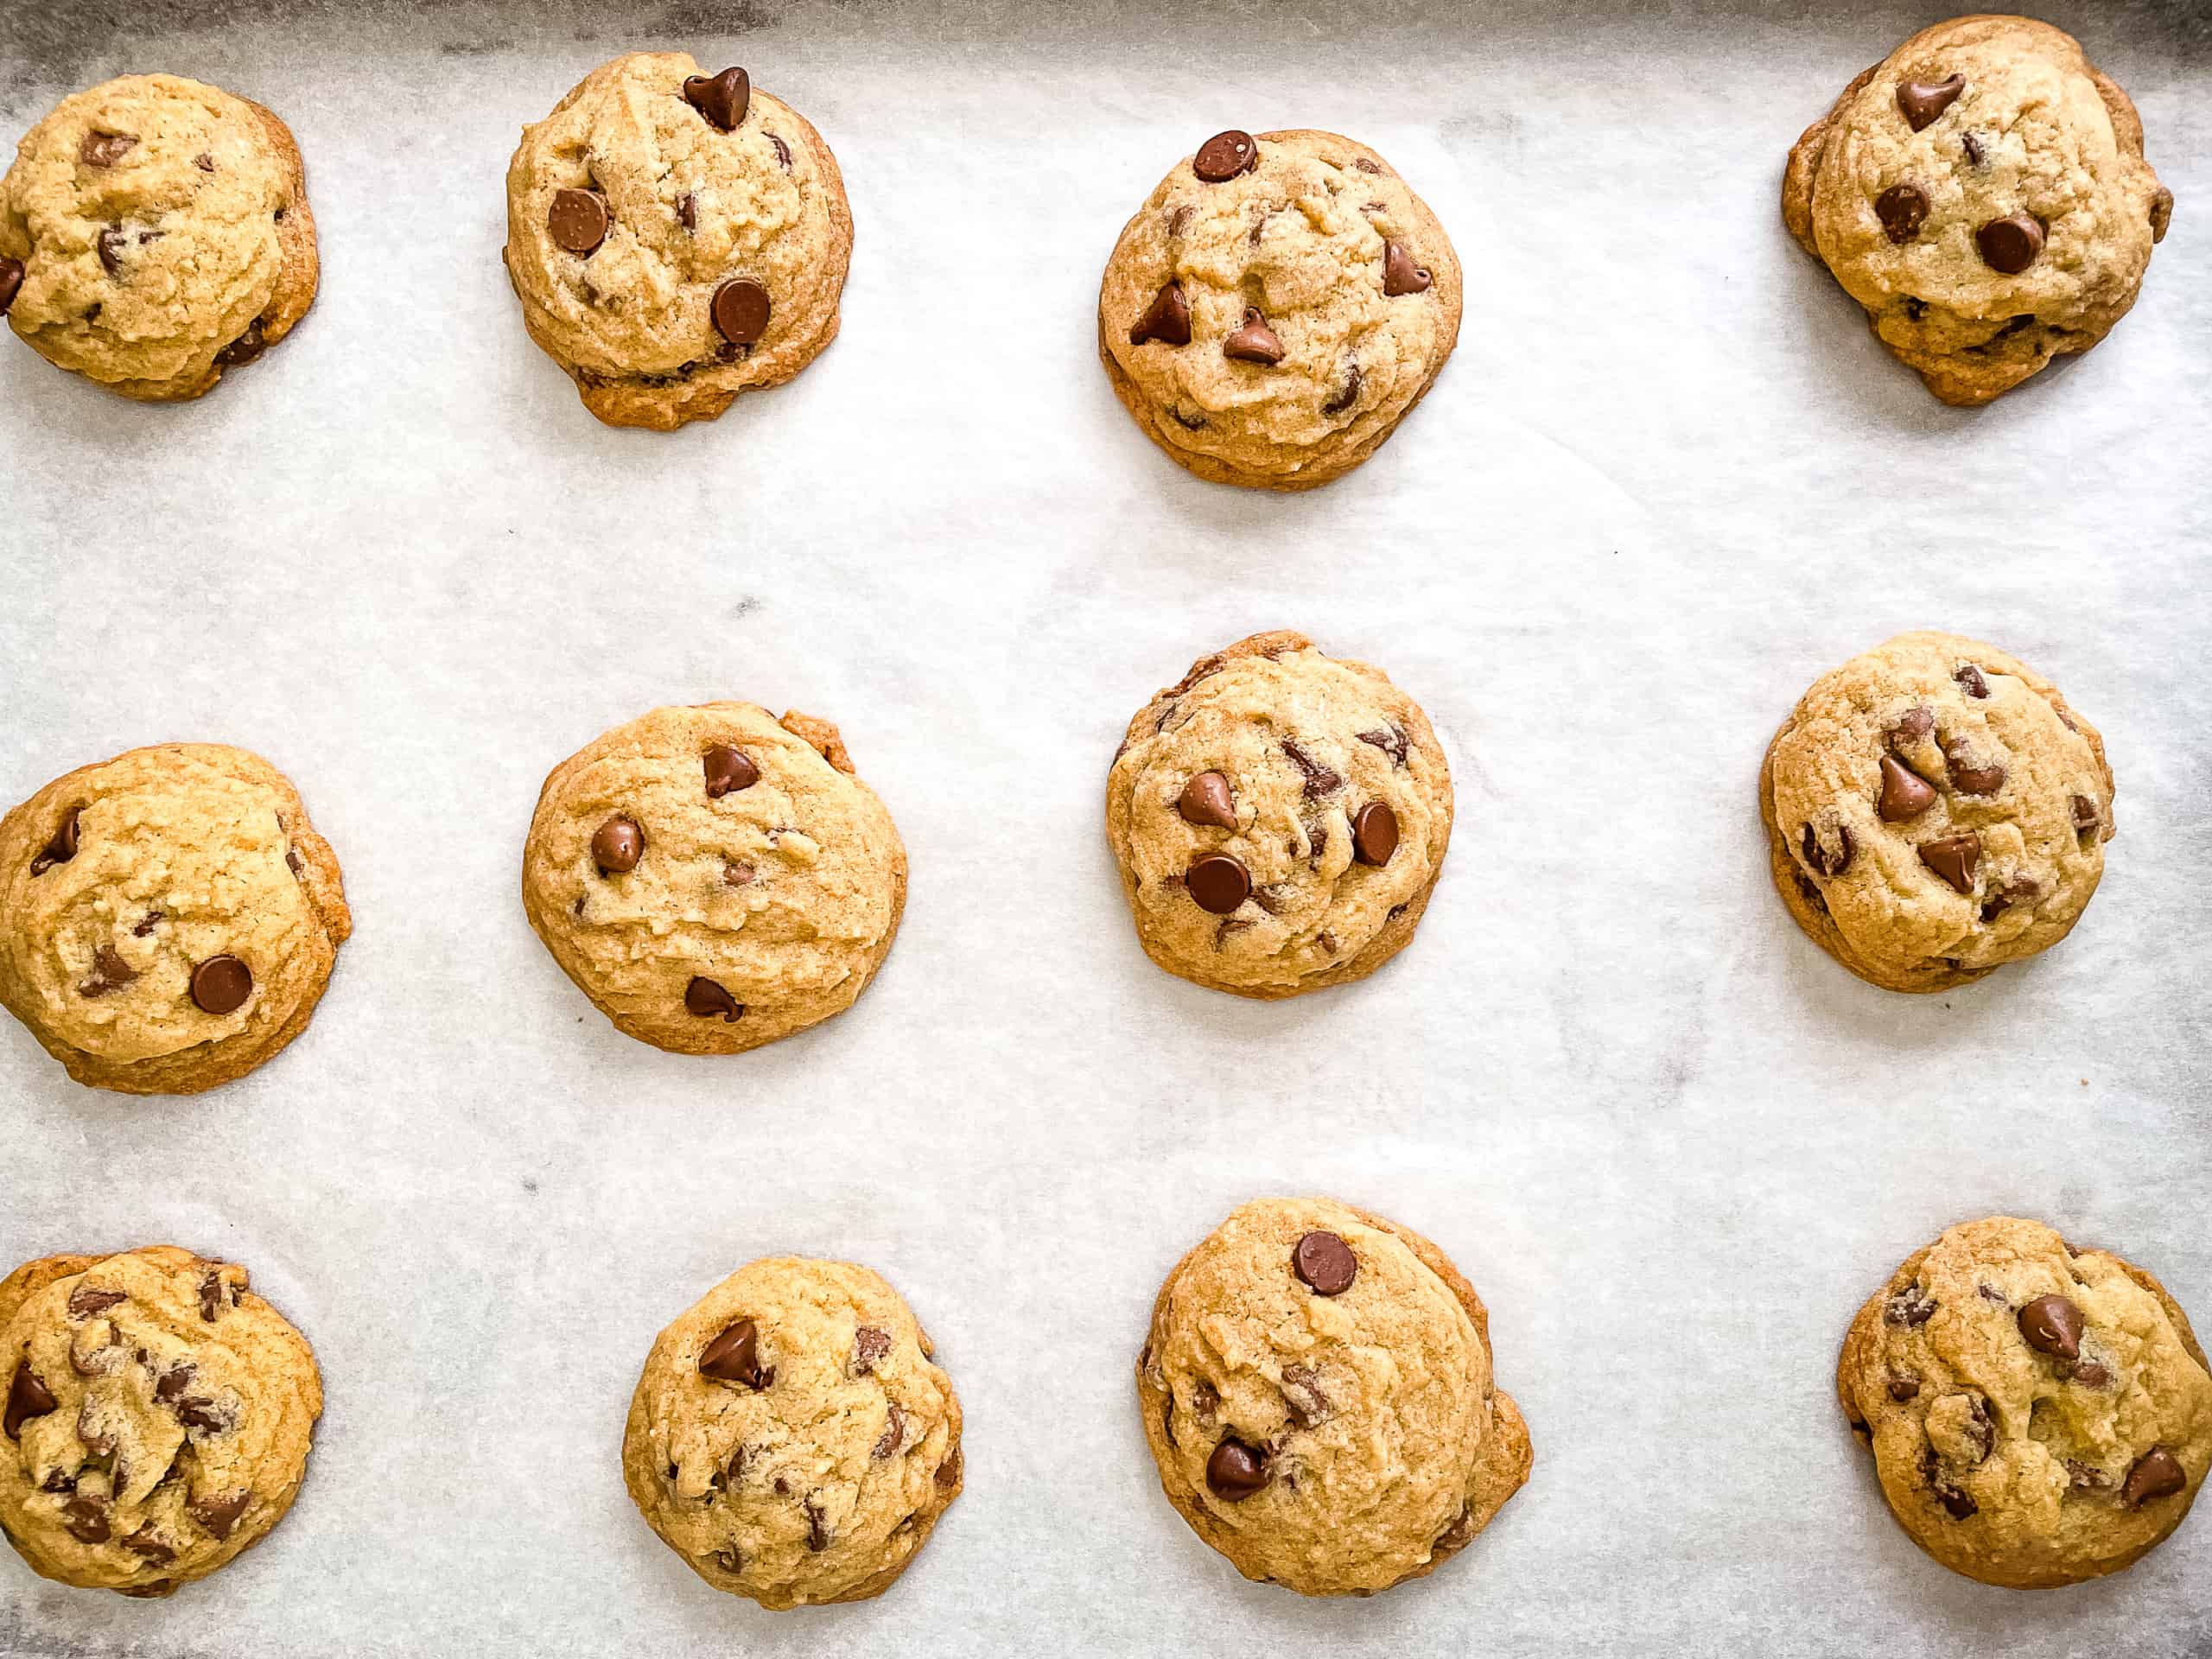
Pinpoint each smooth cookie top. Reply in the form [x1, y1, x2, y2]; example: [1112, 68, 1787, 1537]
[1137, 1197, 1529, 1596]
[1099, 129, 1461, 488]
[1839, 1217, 2211, 1588]
[521, 702, 905, 1054]
[1763, 631, 2112, 993]
[1107, 630, 1452, 999]
[0, 1246, 322, 1597]
[622, 1256, 963, 1609]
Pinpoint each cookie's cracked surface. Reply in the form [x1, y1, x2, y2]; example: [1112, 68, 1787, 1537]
[1098, 130, 1460, 489]
[1761, 632, 2111, 993]
[0, 1246, 321, 1596]
[1839, 1217, 2211, 1587]
[1, 73, 315, 400]
[1137, 1197, 1529, 1596]
[1106, 630, 1451, 998]
[521, 702, 905, 1053]
[1783, 16, 2170, 405]
[623, 1256, 962, 1609]
[503, 53, 851, 429]
[0, 744, 351, 1095]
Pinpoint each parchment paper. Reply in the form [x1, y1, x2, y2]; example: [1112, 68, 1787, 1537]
[2, 2, 2208, 1654]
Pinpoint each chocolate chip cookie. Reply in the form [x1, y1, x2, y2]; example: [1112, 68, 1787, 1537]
[1840, 1217, 2211, 1588]
[1, 73, 315, 400]
[623, 1256, 963, 1609]
[0, 744, 351, 1095]
[1106, 630, 1451, 998]
[504, 53, 852, 430]
[1137, 1197, 1530, 1596]
[0, 1245, 322, 1597]
[1783, 16, 2171, 405]
[521, 702, 905, 1054]
[1098, 129, 1460, 489]
[1761, 632, 2112, 994]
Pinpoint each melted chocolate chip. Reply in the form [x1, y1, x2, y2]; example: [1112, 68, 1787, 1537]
[683, 67, 751, 131]
[1918, 833, 1980, 895]
[1224, 308, 1284, 365]
[77, 946, 137, 998]
[5, 1366, 58, 1439]
[67, 1285, 125, 1319]
[2017, 1294, 2082, 1360]
[0, 257, 21, 315]
[1382, 240, 1432, 295]
[677, 192, 697, 231]
[1800, 822, 1853, 880]
[700, 1319, 772, 1389]
[703, 746, 759, 798]
[2071, 794, 2100, 834]
[189, 956, 253, 1015]
[1293, 1230, 1357, 1295]
[1955, 664, 1990, 698]
[79, 130, 137, 168]
[1896, 75, 1964, 131]
[1943, 743, 2005, 797]
[684, 977, 743, 1022]
[873, 1402, 906, 1459]
[2123, 1446, 2186, 1506]
[97, 226, 125, 276]
[769, 133, 791, 170]
[1885, 1285, 1936, 1326]
[1177, 771, 1236, 829]
[1128, 281, 1192, 347]
[1281, 740, 1340, 798]
[1192, 130, 1258, 182]
[852, 1326, 892, 1374]
[1887, 1375, 1921, 1402]
[1205, 1438, 1268, 1500]
[1877, 754, 1936, 822]
[212, 316, 267, 367]
[1874, 183, 1929, 245]
[30, 806, 81, 874]
[61, 1496, 111, 1543]
[1322, 360, 1362, 414]
[189, 1491, 249, 1540]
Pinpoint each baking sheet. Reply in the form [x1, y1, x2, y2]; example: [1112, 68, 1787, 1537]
[2, 1, 2209, 1654]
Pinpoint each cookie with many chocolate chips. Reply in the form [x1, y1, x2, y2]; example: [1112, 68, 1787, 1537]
[520, 702, 905, 1053]
[1760, 632, 2112, 994]
[503, 53, 851, 429]
[1137, 1197, 1530, 1595]
[1106, 630, 1451, 998]
[1098, 130, 1461, 488]
[0, 1245, 322, 1596]
[1839, 1217, 2212, 1587]
[1, 73, 316, 399]
[0, 744, 351, 1095]
[622, 1256, 962, 1609]
[1783, 16, 2171, 405]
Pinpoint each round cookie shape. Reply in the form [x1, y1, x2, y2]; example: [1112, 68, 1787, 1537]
[0, 1245, 323, 1597]
[1136, 1197, 1530, 1596]
[0, 743, 352, 1095]
[622, 1256, 963, 1609]
[1, 73, 317, 400]
[502, 52, 853, 430]
[520, 702, 906, 1054]
[1098, 130, 1462, 489]
[1760, 632, 2112, 994]
[1838, 1217, 2212, 1588]
[1106, 630, 1452, 999]
[1783, 16, 2171, 406]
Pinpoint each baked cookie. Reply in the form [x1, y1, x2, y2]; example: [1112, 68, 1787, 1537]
[1137, 1197, 1529, 1596]
[1, 73, 316, 400]
[504, 53, 852, 430]
[1761, 632, 2113, 994]
[1106, 630, 1451, 999]
[1098, 129, 1461, 489]
[0, 743, 351, 1095]
[623, 1256, 963, 1609]
[1783, 16, 2171, 405]
[521, 702, 905, 1054]
[0, 1245, 322, 1597]
[1840, 1217, 2212, 1588]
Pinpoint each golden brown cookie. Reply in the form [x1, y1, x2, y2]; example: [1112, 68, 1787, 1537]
[1137, 1197, 1529, 1595]
[1839, 1217, 2211, 1587]
[622, 1256, 963, 1609]
[0, 743, 351, 1094]
[1098, 129, 1460, 488]
[0, 1246, 322, 1596]
[1783, 16, 2171, 405]
[1, 73, 316, 399]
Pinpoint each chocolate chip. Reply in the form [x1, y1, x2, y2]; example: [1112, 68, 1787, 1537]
[873, 1402, 906, 1459]
[1128, 280, 1191, 347]
[1799, 822, 1853, 880]
[2066, 1458, 2113, 1492]
[1903, 296, 1927, 322]
[804, 1495, 830, 1550]
[1887, 1375, 1921, 1402]
[199, 1273, 222, 1321]
[1896, 75, 1964, 131]
[1977, 214, 2044, 275]
[133, 909, 162, 936]
[1280, 1363, 1331, 1427]
[712, 277, 771, 346]
[188, 1491, 248, 1540]
[683, 67, 750, 131]
[79, 130, 137, 167]
[1322, 360, 1362, 414]
[1955, 664, 1989, 698]
[2017, 1294, 2082, 1360]
[2070, 795, 2100, 833]
[677, 192, 697, 231]
[1877, 754, 1936, 822]
[1943, 743, 2005, 798]
[935, 1446, 962, 1490]
[548, 188, 609, 255]
[2071, 1360, 2110, 1389]
[1192, 130, 1258, 182]
[1980, 876, 2037, 922]
[4, 1366, 57, 1440]
[0, 256, 21, 315]
[1357, 727, 1408, 766]
[703, 746, 759, 798]
[1885, 1286, 1936, 1327]
[97, 226, 125, 276]
[1890, 706, 1936, 743]
[591, 816, 643, 874]
[174, 1395, 226, 1432]
[1224, 308, 1284, 365]
[2150, 185, 2173, 241]
[212, 316, 266, 367]
[1874, 183, 1929, 245]
[852, 1326, 892, 1374]
[194, 151, 215, 173]
[1351, 802, 1400, 868]
[1961, 130, 1986, 168]
[723, 861, 754, 887]
[1185, 853, 1250, 915]
[1293, 1230, 1357, 1295]
[67, 1285, 124, 1319]
[77, 946, 137, 998]
[62, 1496, 110, 1544]
[1382, 240, 1432, 296]
[769, 133, 791, 170]
[1205, 1438, 1268, 1500]
[1177, 771, 1236, 829]
[685, 977, 743, 1022]
[30, 806, 81, 874]
[189, 956, 253, 1015]
[285, 844, 303, 877]
[700, 1319, 772, 1388]
[123, 1526, 175, 1562]
[156, 1363, 194, 1403]
[2123, 1446, 2186, 1506]
[1919, 833, 1980, 895]
[1281, 741, 1340, 798]
[1933, 1478, 1977, 1520]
